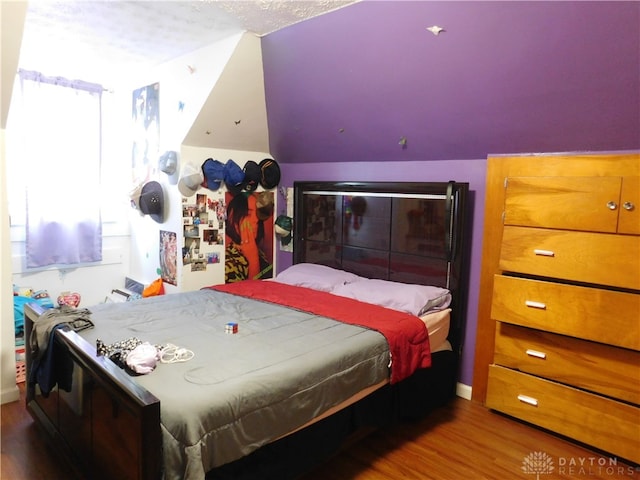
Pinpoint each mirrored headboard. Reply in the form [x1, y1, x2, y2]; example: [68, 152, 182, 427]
[293, 181, 469, 351]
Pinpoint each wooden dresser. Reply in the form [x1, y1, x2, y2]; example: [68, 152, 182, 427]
[473, 152, 640, 464]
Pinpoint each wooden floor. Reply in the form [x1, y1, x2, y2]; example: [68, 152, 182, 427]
[2, 383, 638, 480]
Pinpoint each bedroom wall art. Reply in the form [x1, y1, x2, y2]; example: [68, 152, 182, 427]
[225, 191, 274, 282]
[159, 230, 177, 286]
[131, 82, 160, 186]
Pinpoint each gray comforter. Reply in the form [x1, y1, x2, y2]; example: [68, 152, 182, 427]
[82, 289, 389, 480]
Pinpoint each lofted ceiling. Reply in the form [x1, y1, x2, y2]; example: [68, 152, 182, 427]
[18, 0, 358, 84]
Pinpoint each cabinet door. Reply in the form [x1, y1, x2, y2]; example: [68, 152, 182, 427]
[504, 176, 621, 232]
[619, 177, 640, 235]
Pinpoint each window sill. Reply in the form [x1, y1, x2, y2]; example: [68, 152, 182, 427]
[11, 246, 125, 275]
[9, 221, 129, 243]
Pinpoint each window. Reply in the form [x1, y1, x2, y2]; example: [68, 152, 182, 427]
[6, 70, 124, 269]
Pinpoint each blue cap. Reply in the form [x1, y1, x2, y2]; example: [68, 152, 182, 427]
[159, 151, 177, 175]
[201, 158, 225, 190]
[224, 160, 245, 193]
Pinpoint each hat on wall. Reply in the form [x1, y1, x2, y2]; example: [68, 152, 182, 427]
[129, 181, 145, 211]
[259, 158, 281, 190]
[274, 215, 293, 246]
[159, 151, 178, 175]
[255, 191, 274, 221]
[224, 159, 245, 194]
[178, 163, 205, 197]
[242, 161, 261, 192]
[139, 181, 164, 223]
[201, 158, 225, 191]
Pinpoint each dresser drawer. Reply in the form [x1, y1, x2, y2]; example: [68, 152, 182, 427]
[494, 322, 640, 404]
[486, 365, 640, 465]
[491, 275, 640, 350]
[499, 226, 640, 289]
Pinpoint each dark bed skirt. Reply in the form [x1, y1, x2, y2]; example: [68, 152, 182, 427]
[208, 349, 457, 480]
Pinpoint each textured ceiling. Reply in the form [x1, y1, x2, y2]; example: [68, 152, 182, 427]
[18, 1, 358, 84]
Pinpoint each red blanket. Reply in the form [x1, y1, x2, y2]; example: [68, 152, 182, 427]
[210, 280, 431, 383]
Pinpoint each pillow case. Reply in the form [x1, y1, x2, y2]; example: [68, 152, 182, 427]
[331, 278, 451, 316]
[273, 263, 362, 292]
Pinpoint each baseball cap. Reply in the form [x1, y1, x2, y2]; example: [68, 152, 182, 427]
[242, 161, 261, 192]
[178, 163, 204, 197]
[274, 215, 293, 245]
[259, 158, 281, 189]
[201, 158, 225, 191]
[139, 181, 164, 223]
[224, 159, 245, 194]
[159, 151, 177, 175]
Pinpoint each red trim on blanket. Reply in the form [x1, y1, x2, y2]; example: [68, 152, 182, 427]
[209, 280, 431, 383]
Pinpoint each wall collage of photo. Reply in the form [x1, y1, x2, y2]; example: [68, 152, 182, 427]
[182, 191, 226, 273]
[181, 189, 275, 286]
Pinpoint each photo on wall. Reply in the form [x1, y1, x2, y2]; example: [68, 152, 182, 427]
[182, 237, 200, 265]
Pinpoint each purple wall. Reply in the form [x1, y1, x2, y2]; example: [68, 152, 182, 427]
[263, 1, 639, 163]
[261, 2, 640, 388]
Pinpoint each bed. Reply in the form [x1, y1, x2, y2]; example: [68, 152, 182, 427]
[24, 180, 469, 480]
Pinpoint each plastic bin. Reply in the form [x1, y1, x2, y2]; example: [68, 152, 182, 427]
[15, 347, 26, 383]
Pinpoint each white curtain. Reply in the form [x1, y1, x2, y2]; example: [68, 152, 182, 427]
[12, 70, 103, 268]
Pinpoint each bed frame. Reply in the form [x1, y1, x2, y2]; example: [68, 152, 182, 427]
[24, 181, 469, 480]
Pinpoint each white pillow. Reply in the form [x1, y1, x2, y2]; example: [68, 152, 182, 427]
[331, 278, 451, 316]
[273, 263, 362, 292]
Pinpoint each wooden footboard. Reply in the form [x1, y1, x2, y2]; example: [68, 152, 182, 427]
[24, 303, 162, 480]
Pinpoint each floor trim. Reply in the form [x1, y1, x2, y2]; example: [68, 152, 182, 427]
[456, 382, 472, 400]
[1, 384, 20, 405]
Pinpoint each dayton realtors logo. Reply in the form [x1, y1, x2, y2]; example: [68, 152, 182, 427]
[522, 452, 640, 478]
[522, 451, 554, 479]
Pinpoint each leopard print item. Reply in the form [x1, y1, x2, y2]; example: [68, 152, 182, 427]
[96, 337, 144, 369]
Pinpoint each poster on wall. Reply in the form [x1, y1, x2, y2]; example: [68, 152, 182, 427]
[160, 230, 177, 285]
[225, 191, 274, 283]
[181, 191, 226, 273]
[131, 82, 160, 185]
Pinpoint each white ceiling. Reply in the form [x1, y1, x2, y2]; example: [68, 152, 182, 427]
[19, 1, 358, 84]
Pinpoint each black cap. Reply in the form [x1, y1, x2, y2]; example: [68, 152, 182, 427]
[139, 181, 164, 223]
[259, 158, 280, 190]
[243, 161, 261, 192]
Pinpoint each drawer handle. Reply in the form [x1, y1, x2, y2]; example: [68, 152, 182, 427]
[533, 249, 555, 257]
[526, 349, 547, 359]
[525, 300, 546, 310]
[517, 394, 539, 407]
